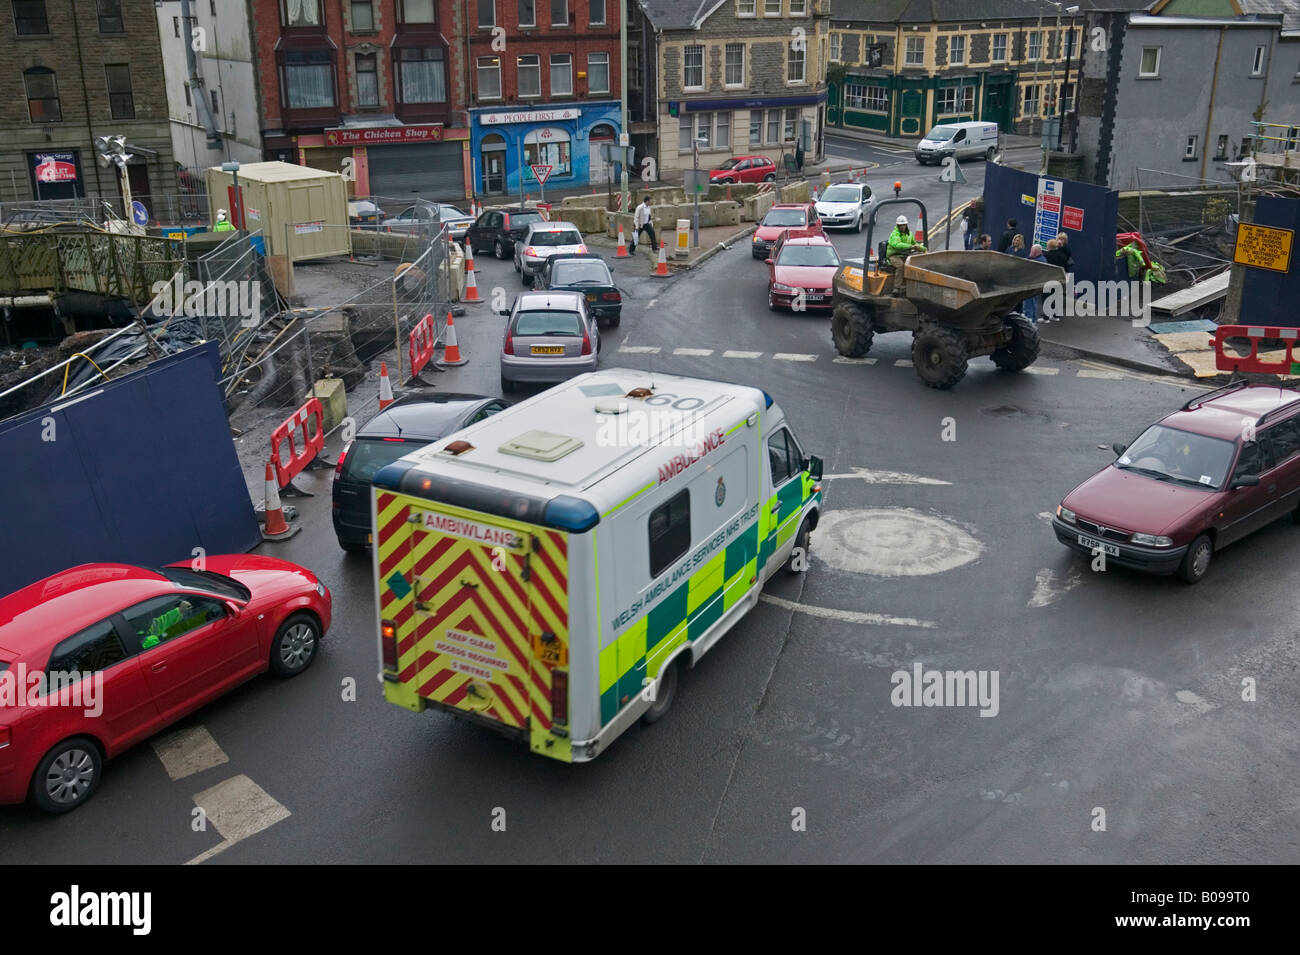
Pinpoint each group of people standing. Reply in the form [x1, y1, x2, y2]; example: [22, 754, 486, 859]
[962, 207, 1074, 324]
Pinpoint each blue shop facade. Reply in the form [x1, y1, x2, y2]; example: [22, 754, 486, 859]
[469, 101, 622, 198]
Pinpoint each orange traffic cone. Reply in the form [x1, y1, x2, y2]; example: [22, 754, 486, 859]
[463, 262, 480, 302]
[463, 240, 475, 272]
[439, 311, 468, 366]
[379, 361, 394, 409]
[616, 224, 629, 258]
[261, 461, 300, 541]
[655, 240, 669, 277]
[725, 184, 733, 202]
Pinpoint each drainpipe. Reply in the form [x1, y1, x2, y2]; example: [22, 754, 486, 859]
[1200, 27, 1225, 181]
[70, 0, 103, 198]
[181, 0, 223, 150]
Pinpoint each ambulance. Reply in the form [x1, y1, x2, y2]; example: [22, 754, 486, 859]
[370, 369, 823, 762]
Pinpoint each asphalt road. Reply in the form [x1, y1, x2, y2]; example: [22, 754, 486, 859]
[4, 173, 1299, 864]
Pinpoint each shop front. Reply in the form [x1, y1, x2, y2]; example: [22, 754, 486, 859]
[469, 102, 621, 197]
[296, 123, 472, 204]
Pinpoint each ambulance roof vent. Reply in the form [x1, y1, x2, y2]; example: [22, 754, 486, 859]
[594, 397, 629, 415]
[499, 429, 584, 462]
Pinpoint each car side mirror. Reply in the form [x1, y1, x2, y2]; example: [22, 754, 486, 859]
[223, 600, 244, 617]
[1112, 442, 1127, 456]
[807, 455, 823, 481]
[497, 308, 510, 317]
[1232, 474, 1260, 489]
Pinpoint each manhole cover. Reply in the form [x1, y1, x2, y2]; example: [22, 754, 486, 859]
[815, 507, 984, 577]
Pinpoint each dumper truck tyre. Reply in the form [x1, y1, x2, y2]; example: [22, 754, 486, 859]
[991, 314, 1040, 372]
[911, 325, 968, 389]
[641, 658, 681, 725]
[831, 302, 874, 357]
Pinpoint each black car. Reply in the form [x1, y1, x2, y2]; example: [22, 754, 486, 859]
[538, 254, 622, 327]
[331, 393, 506, 551]
[465, 207, 548, 260]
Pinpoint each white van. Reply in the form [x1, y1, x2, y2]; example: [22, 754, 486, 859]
[915, 121, 1000, 165]
[371, 369, 823, 763]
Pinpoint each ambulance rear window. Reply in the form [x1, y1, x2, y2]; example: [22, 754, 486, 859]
[649, 489, 691, 578]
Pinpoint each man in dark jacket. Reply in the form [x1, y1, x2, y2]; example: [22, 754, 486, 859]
[998, 218, 1018, 253]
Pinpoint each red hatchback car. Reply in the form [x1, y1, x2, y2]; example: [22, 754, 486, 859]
[709, 155, 777, 184]
[752, 201, 823, 259]
[765, 231, 842, 311]
[0, 557, 331, 813]
[1053, 382, 1300, 583]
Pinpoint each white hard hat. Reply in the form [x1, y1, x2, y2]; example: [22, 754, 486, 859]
[896, 215, 909, 225]
[217, 209, 228, 220]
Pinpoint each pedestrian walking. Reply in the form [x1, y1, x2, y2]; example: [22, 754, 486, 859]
[795, 139, 805, 175]
[998, 218, 1018, 253]
[629, 195, 656, 255]
[1023, 243, 1047, 322]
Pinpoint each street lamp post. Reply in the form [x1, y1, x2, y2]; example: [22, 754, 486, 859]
[1059, 8, 1080, 151]
[1037, 1, 1079, 173]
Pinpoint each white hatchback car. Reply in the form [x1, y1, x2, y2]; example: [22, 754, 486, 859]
[815, 182, 873, 232]
[515, 221, 587, 285]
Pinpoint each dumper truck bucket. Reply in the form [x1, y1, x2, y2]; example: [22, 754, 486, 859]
[902, 251, 1066, 325]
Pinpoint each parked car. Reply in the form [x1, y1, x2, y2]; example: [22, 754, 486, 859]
[0, 558, 332, 813]
[498, 290, 600, 392]
[709, 155, 778, 184]
[432, 203, 476, 240]
[348, 199, 383, 229]
[1052, 382, 1300, 583]
[466, 207, 548, 260]
[538, 253, 622, 327]
[765, 231, 842, 312]
[380, 200, 439, 234]
[752, 201, 823, 259]
[514, 221, 587, 285]
[332, 393, 507, 552]
[815, 182, 873, 232]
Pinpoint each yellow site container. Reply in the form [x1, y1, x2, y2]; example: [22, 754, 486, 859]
[205, 161, 350, 262]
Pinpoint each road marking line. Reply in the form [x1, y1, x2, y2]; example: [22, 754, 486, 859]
[1077, 368, 1125, 379]
[760, 593, 937, 629]
[723, 349, 763, 359]
[833, 356, 878, 365]
[1028, 566, 1085, 608]
[674, 347, 714, 356]
[152, 726, 229, 781]
[895, 359, 913, 368]
[1075, 359, 1191, 388]
[186, 775, 291, 865]
[822, 467, 952, 486]
[772, 353, 818, 362]
[1025, 365, 1060, 375]
[619, 345, 661, 353]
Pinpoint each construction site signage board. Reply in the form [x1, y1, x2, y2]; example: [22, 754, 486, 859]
[1233, 222, 1293, 273]
[1062, 205, 1084, 231]
[1034, 177, 1063, 247]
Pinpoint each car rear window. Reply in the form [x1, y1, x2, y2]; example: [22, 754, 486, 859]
[552, 261, 611, 285]
[511, 212, 544, 228]
[532, 229, 582, 247]
[514, 310, 582, 336]
[763, 209, 806, 227]
[344, 437, 427, 483]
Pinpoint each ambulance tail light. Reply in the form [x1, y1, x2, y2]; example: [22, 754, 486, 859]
[551, 669, 569, 726]
[381, 620, 399, 673]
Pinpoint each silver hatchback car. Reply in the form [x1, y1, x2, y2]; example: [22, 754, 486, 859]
[514, 221, 587, 285]
[499, 290, 600, 392]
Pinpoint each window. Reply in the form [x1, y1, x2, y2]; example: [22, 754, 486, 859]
[518, 0, 535, 28]
[1268, 417, 1300, 464]
[716, 111, 730, 149]
[766, 108, 779, 144]
[400, 0, 434, 22]
[283, 50, 335, 108]
[24, 67, 61, 123]
[551, 0, 567, 25]
[764, 0, 781, 15]
[124, 595, 226, 651]
[905, 36, 924, 67]
[589, 0, 605, 25]
[725, 43, 744, 86]
[1027, 30, 1041, 62]
[523, 127, 571, 177]
[750, 111, 761, 144]
[96, 0, 123, 33]
[550, 53, 572, 95]
[517, 54, 540, 96]
[1060, 82, 1074, 113]
[477, 0, 494, 27]
[790, 0, 805, 13]
[950, 35, 965, 66]
[738, 0, 755, 15]
[398, 47, 446, 103]
[1233, 440, 1265, 481]
[1064, 28, 1077, 58]
[1216, 134, 1229, 160]
[684, 44, 704, 89]
[1139, 46, 1160, 77]
[1184, 135, 1198, 160]
[352, 0, 374, 31]
[183, 81, 191, 106]
[992, 33, 1007, 63]
[937, 84, 974, 115]
[767, 429, 799, 486]
[210, 89, 219, 116]
[783, 107, 798, 143]
[284, 0, 322, 27]
[788, 45, 805, 83]
[172, 15, 180, 38]
[356, 53, 379, 105]
[48, 620, 126, 679]
[13, 0, 49, 34]
[830, 32, 840, 62]
[648, 490, 690, 578]
[1022, 83, 1039, 117]
[587, 52, 609, 93]
[679, 112, 727, 151]
[679, 111, 692, 152]
[697, 111, 713, 149]
[1252, 45, 1266, 76]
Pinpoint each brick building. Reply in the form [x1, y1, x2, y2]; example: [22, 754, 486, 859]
[629, 0, 830, 182]
[465, 0, 623, 197]
[252, 0, 473, 202]
[1, 0, 176, 213]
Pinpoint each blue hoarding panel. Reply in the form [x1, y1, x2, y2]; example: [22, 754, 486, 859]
[1239, 195, 1300, 329]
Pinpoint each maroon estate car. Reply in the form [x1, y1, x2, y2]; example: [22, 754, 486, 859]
[1053, 382, 1300, 583]
[766, 231, 841, 311]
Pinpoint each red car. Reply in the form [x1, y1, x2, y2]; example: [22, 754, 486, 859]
[1053, 382, 1300, 583]
[0, 557, 331, 813]
[765, 230, 842, 311]
[752, 201, 823, 259]
[709, 155, 777, 184]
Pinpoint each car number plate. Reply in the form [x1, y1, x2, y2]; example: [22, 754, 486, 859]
[586, 293, 597, 302]
[1077, 534, 1118, 556]
[531, 345, 564, 355]
[805, 293, 825, 301]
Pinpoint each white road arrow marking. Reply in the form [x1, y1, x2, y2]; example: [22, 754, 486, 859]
[760, 593, 936, 629]
[821, 467, 952, 486]
[1027, 565, 1085, 608]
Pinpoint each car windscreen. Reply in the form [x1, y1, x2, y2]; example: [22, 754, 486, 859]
[1116, 425, 1237, 489]
[926, 126, 959, 141]
[717, 158, 741, 170]
[344, 437, 427, 483]
[154, 567, 252, 601]
[512, 212, 545, 228]
[762, 210, 806, 227]
[551, 261, 611, 285]
[531, 230, 582, 247]
[778, 245, 841, 268]
[514, 310, 582, 336]
[820, 186, 860, 203]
